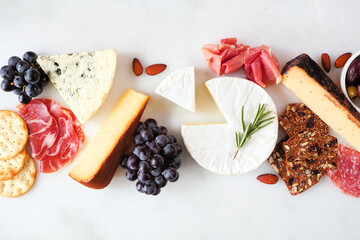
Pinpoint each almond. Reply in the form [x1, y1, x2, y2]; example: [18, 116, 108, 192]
[335, 52, 352, 68]
[321, 53, 331, 73]
[257, 174, 278, 185]
[132, 58, 143, 76]
[145, 64, 167, 76]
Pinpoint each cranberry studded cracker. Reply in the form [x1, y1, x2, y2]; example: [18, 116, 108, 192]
[283, 128, 338, 172]
[268, 137, 323, 196]
[279, 103, 329, 137]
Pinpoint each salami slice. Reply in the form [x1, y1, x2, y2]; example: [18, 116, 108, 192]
[38, 99, 75, 162]
[62, 108, 85, 151]
[16, 100, 59, 160]
[327, 144, 360, 197]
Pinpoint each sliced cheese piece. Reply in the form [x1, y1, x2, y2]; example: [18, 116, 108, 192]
[38, 49, 117, 123]
[69, 89, 150, 189]
[181, 77, 278, 175]
[155, 66, 195, 112]
[282, 54, 360, 151]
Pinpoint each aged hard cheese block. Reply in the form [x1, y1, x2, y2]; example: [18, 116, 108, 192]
[38, 49, 117, 123]
[155, 66, 195, 112]
[69, 89, 150, 189]
[282, 54, 360, 151]
[181, 77, 278, 175]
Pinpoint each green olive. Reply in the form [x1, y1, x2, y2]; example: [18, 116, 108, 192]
[347, 86, 358, 99]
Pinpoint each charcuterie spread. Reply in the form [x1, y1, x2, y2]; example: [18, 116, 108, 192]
[0, 38, 359, 198]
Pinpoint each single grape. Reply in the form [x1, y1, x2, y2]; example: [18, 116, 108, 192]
[169, 157, 181, 169]
[134, 134, 144, 145]
[152, 126, 161, 136]
[138, 146, 151, 161]
[23, 51, 38, 63]
[155, 134, 169, 148]
[138, 160, 151, 173]
[0, 65, 15, 80]
[146, 141, 161, 154]
[13, 75, 26, 88]
[144, 118, 157, 128]
[136, 181, 144, 193]
[16, 60, 30, 74]
[1, 79, 14, 92]
[126, 169, 138, 181]
[126, 155, 140, 170]
[137, 172, 152, 183]
[24, 68, 40, 84]
[150, 167, 162, 177]
[168, 135, 177, 143]
[13, 88, 22, 95]
[135, 122, 145, 134]
[133, 144, 145, 156]
[162, 168, 179, 182]
[163, 144, 177, 157]
[160, 126, 168, 135]
[120, 155, 129, 169]
[38, 69, 50, 87]
[143, 181, 156, 195]
[150, 154, 164, 169]
[8, 56, 21, 68]
[154, 175, 167, 188]
[140, 128, 154, 141]
[152, 187, 161, 196]
[25, 84, 42, 97]
[18, 92, 32, 104]
[173, 143, 183, 155]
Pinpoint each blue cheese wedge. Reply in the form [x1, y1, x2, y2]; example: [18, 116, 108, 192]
[155, 66, 195, 112]
[37, 49, 117, 123]
[181, 77, 278, 175]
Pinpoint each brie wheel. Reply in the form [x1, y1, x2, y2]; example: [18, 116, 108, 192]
[155, 66, 195, 112]
[181, 77, 278, 175]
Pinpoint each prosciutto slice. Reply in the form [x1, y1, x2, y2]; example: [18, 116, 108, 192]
[17, 100, 59, 160]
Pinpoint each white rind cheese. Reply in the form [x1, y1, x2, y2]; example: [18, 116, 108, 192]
[155, 66, 195, 112]
[181, 77, 278, 175]
[38, 49, 117, 123]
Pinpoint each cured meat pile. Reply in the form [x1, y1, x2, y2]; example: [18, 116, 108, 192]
[327, 144, 360, 197]
[17, 99, 84, 173]
[202, 38, 282, 88]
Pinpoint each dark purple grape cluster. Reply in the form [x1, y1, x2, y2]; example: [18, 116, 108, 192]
[0, 51, 50, 104]
[120, 118, 182, 195]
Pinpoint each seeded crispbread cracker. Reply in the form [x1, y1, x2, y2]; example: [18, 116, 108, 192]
[268, 137, 323, 196]
[283, 128, 338, 172]
[0, 110, 28, 160]
[0, 154, 36, 198]
[279, 103, 329, 137]
[0, 149, 26, 180]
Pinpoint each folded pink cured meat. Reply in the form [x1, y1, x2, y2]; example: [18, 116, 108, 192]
[244, 45, 282, 88]
[327, 144, 360, 198]
[202, 38, 250, 76]
[16, 100, 59, 160]
[37, 99, 76, 162]
[40, 107, 85, 173]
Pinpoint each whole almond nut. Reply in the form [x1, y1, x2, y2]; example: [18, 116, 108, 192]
[257, 174, 278, 184]
[132, 58, 143, 76]
[145, 64, 167, 76]
[321, 53, 331, 73]
[335, 52, 352, 68]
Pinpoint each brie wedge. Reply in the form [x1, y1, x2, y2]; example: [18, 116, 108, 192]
[181, 77, 278, 175]
[38, 49, 117, 123]
[155, 66, 195, 112]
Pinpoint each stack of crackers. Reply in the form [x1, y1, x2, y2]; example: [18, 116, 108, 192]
[268, 103, 338, 195]
[0, 110, 36, 198]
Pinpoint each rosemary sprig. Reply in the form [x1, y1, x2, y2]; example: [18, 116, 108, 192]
[233, 104, 275, 160]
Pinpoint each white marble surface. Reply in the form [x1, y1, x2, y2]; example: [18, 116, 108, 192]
[1, 0, 360, 239]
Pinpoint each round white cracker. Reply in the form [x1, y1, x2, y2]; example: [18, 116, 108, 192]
[0, 110, 28, 160]
[0, 153, 37, 198]
[0, 149, 26, 180]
